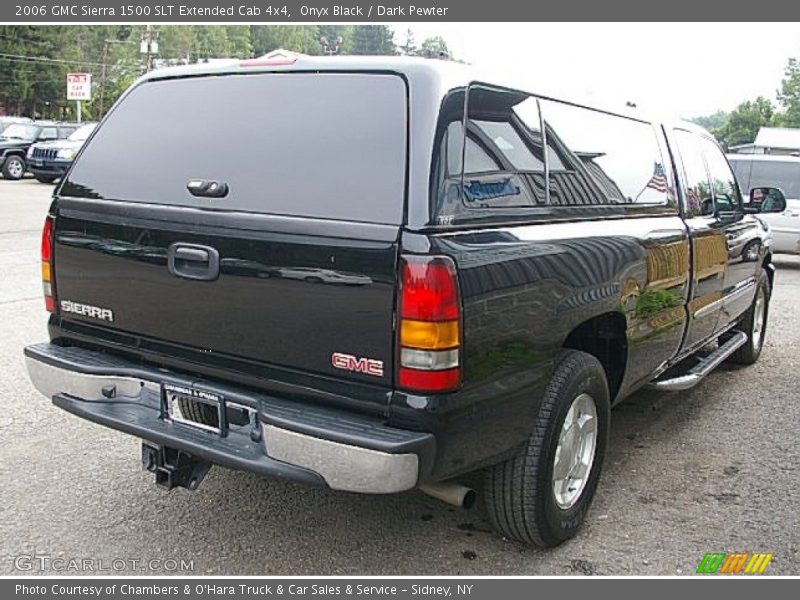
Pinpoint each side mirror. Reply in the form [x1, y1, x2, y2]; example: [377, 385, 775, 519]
[749, 186, 787, 213]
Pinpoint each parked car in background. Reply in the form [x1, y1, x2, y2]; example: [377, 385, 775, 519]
[27, 122, 97, 184]
[0, 121, 79, 180]
[0, 116, 32, 135]
[729, 154, 800, 255]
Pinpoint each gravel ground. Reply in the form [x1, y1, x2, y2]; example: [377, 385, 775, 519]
[0, 180, 797, 576]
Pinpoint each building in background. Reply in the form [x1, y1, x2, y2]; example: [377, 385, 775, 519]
[730, 127, 800, 155]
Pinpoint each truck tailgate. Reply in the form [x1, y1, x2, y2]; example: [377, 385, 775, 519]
[53, 202, 399, 386]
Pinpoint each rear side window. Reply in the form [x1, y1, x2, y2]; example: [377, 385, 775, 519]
[61, 73, 407, 224]
[461, 88, 546, 208]
[432, 85, 675, 224]
[540, 100, 671, 207]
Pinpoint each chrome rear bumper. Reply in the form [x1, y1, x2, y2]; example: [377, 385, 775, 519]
[25, 343, 431, 494]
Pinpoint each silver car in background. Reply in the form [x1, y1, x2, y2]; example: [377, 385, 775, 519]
[728, 154, 800, 255]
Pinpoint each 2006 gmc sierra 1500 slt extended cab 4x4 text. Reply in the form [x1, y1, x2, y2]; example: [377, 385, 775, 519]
[24, 54, 776, 547]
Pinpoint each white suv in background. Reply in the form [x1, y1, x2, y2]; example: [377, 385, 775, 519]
[728, 154, 800, 255]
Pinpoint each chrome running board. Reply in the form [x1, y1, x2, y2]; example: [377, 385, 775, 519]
[648, 332, 748, 391]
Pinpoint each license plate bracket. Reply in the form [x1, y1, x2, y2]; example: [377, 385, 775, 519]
[163, 383, 223, 434]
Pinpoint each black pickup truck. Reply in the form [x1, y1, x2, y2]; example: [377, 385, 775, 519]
[24, 56, 775, 548]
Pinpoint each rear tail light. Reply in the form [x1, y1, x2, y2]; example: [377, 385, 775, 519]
[41, 216, 56, 313]
[397, 255, 461, 393]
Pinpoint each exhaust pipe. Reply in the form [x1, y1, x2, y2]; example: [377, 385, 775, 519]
[419, 482, 476, 509]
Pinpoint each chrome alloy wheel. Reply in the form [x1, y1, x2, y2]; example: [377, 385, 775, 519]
[6, 157, 24, 179]
[552, 392, 598, 510]
[752, 287, 766, 350]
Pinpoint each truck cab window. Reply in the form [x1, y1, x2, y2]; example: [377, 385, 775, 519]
[673, 130, 714, 217]
[698, 136, 742, 213]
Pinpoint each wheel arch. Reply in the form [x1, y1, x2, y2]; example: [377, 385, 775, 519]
[562, 311, 628, 402]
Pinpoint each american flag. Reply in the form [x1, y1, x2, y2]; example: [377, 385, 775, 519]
[646, 162, 669, 193]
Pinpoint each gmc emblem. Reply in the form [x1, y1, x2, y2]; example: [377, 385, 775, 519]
[331, 352, 384, 377]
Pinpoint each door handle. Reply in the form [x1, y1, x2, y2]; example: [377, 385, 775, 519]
[174, 247, 210, 263]
[168, 243, 220, 281]
[187, 179, 229, 198]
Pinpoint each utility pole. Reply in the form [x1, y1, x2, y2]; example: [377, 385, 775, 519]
[98, 37, 136, 118]
[99, 40, 109, 117]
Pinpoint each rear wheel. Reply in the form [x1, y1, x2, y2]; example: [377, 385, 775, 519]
[34, 174, 58, 184]
[2, 155, 25, 180]
[484, 350, 610, 547]
[726, 268, 770, 365]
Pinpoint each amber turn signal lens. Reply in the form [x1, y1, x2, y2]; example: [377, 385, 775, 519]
[400, 319, 459, 350]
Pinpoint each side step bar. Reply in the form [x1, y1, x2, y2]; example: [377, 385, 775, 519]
[648, 331, 748, 392]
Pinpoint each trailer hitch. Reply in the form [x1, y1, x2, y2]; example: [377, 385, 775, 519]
[141, 443, 212, 491]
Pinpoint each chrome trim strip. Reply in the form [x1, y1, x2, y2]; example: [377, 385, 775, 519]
[25, 356, 160, 400]
[26, 354, 420, 495]
[693, 296, 724, 320]
[693, 279, 756, 319]
[724, 278, 757, 307]
[264, 425, 419, 494]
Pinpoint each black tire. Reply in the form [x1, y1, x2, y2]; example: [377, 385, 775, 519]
[34, 174, 58, 184]
[484, 350, 610, 547]
[1, 155, 26, 180]
[726, 268, 770, 365]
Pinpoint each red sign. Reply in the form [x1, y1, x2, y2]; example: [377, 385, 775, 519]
[67, 73, 91, 101]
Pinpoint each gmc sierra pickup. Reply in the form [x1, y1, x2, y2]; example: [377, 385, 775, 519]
[24, 54, 775, 548]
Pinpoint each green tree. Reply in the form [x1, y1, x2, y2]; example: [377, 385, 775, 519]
[0, 26, 128, 119]
[192, 26, 231, 61]
[157, 25, 196, 61]
[713, 97, 775, 149]
[399, 28, 416, 56]
[90, 27, 140, 119]
[418, 36, 449, 59]
[224, 26, 253, 58]
[777, 57, 800, 127]
[691, 110, 729, 131]
[349, 25, 396, 55]
[251, 25, 321, 56]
